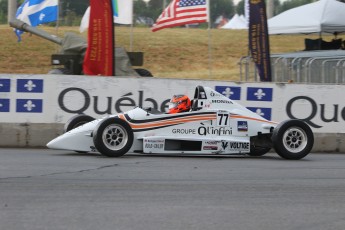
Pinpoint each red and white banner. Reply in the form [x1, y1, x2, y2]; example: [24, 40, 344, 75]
[83, 0, 115, 76]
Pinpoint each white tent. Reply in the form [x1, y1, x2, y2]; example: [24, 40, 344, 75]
[268, 0, 345, 35]
[221, 14, 248, 30]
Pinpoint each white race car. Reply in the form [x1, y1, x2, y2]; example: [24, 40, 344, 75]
[47, 86, 314, 160]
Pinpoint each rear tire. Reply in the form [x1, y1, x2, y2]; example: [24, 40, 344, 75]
[272, 120, 314, 160]
[64, 114, 95, 133]
[93, 118, 133, 157]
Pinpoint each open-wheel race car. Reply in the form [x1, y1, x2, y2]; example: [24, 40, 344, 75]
[47, 86, 314, 160]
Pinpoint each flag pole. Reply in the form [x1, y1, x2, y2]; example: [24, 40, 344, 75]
[55, 0, 60, 52]
[207, 0, 212, 79]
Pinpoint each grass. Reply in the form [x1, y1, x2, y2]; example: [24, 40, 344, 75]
[0, 24, 336, 81]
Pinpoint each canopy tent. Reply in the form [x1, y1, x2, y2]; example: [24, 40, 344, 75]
[221, 14, 247, 30]
[268, 0, 345, 35]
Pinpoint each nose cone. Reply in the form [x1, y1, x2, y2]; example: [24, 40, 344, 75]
[46, 132, 79, 150]
[46, 136, 65, 150]
[47, 118, 100, 152]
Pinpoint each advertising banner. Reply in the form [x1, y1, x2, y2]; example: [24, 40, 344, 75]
[248, 0, 272, 81]
[83, 0, 115, 76]
[0, 74, 344, 133]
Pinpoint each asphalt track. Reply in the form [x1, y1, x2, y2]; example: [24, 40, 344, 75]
[1, 148, 345, 230]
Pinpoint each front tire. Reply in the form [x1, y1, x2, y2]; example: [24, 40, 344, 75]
[93, 118, 133, 157]
[272, 120, 314, 160]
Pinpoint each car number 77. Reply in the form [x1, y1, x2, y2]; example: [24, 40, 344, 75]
[217, 111, 230, 126]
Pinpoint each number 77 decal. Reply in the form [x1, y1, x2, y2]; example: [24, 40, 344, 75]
[217, 111, 230, 126]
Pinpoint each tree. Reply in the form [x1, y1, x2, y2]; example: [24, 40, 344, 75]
[0, 0, 7, 24]
[147, 0, 164, 20]
[134, 0, 149, 17]
[236, 0, 281, 16]
[210, 0, 235, 27]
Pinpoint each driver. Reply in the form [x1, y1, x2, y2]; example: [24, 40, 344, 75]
[168, 94, 191, 114]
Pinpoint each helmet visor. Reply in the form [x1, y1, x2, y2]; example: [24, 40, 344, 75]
[168, 102, 178, 110]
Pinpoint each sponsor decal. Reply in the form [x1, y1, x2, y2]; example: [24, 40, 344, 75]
[172, 128, 196, 135]
[17, 79, 43, 93]
[211, 99, 232, 104]
[0, 99, 10, 112]
[145, 143, 164, 149]
[221, 141, 228, 150]
[215, 86, 241, 100]
[204, 141, 218, 145]
[203, 146, 218, 151]
[0, 79, 10, 92]
[247, 87, 273, 101]
[229, 142, 250, 150]
[247, 107, 272, 120]
[144, 139, 164, 143]
[237, 121, 248, 132]
[16, 99, 43, 113]
[198, 126, 232, 136]
[221, 141, 250, 151]
[144, 138, 165, 150]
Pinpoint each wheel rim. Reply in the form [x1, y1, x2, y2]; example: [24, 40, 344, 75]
[102, 124, 128, 151]
[282, 126, 308, 153]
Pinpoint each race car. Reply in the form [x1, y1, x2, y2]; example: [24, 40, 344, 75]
[47, 85, 314, 160]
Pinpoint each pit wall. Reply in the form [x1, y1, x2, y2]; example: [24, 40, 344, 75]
[0, 74, 344, 152]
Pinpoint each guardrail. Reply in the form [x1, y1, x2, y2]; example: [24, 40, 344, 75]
[239, 50, 345, 83]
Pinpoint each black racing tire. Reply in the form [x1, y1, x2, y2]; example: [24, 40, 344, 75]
[248, 147, 271, 156]
[64, 114, 95, 133]
[272, 120, 314, 160]
[93, 117, 133, 157]
[134, 68, 153, 77]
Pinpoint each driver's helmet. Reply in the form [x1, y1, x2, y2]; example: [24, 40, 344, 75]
[168, 94, 191, 114]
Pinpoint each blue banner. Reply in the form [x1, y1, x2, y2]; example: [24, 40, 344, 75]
[247, 87, 273, 101]
[0, 99, 10, 112]
[17, 79, 43, 93]
[247, 107, 272, 120]
[248, 0, 272, 81]
[215, 86, 241, 100]
[16, 99, 43, 113]
[0, 79, 11, 92]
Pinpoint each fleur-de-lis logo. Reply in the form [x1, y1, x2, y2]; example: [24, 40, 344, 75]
[24, 100, 36, 111]
[254, 89, 266, 100]
[222, 87, 234, 98]
[24, 80, 36, 92]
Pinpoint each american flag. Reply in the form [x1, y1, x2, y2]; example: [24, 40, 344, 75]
[151, 0, 208, 32]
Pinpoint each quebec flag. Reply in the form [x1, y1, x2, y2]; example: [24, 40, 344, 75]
[16, 99, 43, 113]
[17, 79, 43, 93]
[247, 87, 273, 101]
[15, 0, 58, 41]
[0, 79, 11, 92]
[247, 107, 272, 120]
[215, 86, 241, 100]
